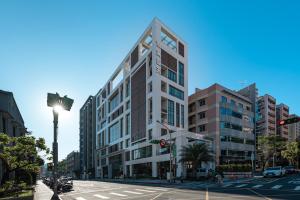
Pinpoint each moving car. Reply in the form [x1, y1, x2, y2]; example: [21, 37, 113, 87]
[263, 166, 285, 177]
[283, 166, 297, 174]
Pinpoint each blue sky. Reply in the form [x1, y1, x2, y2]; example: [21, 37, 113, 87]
[1, 0, 299, 160]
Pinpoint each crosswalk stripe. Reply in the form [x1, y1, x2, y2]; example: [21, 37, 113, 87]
[94, 194, 110, 199]
[236, 184, 247, 188]
[252, 185, 263, 188]
[135, 189, 156, 192]
[110, 192, 128, 197]
[123, 190, 143, 194]
[271, 185, 282, 189]
[76, 198, 87, 200]
[294, 186, 300, 190]
[145, 187, 168, 191]
[222, 184, 232, 187]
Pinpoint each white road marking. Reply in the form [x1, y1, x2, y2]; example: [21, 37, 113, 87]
[294, 186, 300, 190]
[110, 192, 128, 197]
[222, 183, 232, 187]
[75, 198, 87, 200]
[93, 194, 110, 199]
[271, 185, 282, 189]
[252, 185, 263, 188]
[145, 187, 168, 191]
[135, 189, 156, 192]
[123, 190, 143, 194]
[236, 184, 247, 188]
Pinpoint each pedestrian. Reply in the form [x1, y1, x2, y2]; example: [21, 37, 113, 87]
[216, 173, 223, 185]
[180, 172, 184, 183]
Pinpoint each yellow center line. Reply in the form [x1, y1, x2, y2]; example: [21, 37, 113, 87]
[206, 188, 209, 200]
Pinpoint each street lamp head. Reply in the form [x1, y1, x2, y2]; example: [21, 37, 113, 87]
[53, 105, 63, 113]
[47, 93, 74, 111]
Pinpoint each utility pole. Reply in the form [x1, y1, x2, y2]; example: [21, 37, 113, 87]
[156, 120, 173, 183]
[52, 110, 59, 200]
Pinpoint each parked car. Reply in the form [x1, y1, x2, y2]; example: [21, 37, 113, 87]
[283, 166, 297, 174]
[263, 166, 285, 177]
[196, 168, 209, 178]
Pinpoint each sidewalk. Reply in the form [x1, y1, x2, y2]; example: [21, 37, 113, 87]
[34, 180, 54, 200]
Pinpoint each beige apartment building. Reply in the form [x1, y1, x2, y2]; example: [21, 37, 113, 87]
[188, 84, 255, 165]
[276, 103, 289, 139]
[288, 114, 300, 141]
[256, 94, 277, 136]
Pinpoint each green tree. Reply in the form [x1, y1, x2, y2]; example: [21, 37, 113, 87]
[257, 135, 286, 169]
[0, 133, 49, 193]
[281, 142, 299, 166]
[179, 143, 213, 178]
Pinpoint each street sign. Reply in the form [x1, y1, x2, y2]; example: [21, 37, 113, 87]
[150, 140, 160, 144]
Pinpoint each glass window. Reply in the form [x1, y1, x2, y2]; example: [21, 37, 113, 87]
[176, 103, 180, 127]
[238, 103, 243, 109]
[220, 122, 242, 131]
[160, 28, 177, 51]
[120, 118, 123, 138]
[125, 138, 130, 148]
[109, 93, 119, 112]
[125, 79, 130, 97]
[181, 104, 184, 128]
[132, 146, 152, 160]
[246, 139, 255, 145]
[168, 100, 174, 126]
[221, 96, 227, 103]
[198, 99, 206, 106]
[230, 99, 236, 106]
[148, 129, 152, 140]
[198, 111, 206, 119]
[178, 62, 184, 86]
[109, 121, 120, 143]
[168, 69, 177, 83]
[161, 128, 167, 136]
[169, 85, 184, 100]
[198, 124, 206, 132]
[125, 114, 130, 135]
[126, 100, 130, 110]
[231, 137, 244, 144]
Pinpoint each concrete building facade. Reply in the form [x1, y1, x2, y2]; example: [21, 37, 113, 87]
[276, 103, 289, 139]
[256, 94, 277, 136]
[0, 90, 26, 137]
[0, 90, 27, 184]
[94, 18, 189, 179]
[79, 96, 96, 179]
[288, 114, 300, 141]
[66, 151, 80, 178]
[188, 84, 255, 165]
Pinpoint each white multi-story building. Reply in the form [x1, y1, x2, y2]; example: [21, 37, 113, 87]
[94, 18, 189, 179]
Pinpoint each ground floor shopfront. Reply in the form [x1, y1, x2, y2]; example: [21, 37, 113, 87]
[95, 131, 215, 179]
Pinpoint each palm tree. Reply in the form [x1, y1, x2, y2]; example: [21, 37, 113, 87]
[179, 143, 213, 178]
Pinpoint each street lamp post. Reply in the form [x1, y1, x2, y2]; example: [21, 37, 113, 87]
[156, 120, 173, 183]
[47, 93, 73, 200]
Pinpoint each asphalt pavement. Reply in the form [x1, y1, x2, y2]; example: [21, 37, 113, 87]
[56, 174, 300, 200]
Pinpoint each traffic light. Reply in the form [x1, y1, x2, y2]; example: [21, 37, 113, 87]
[160, 139, 166, 148]
[278, 117, 300, 126]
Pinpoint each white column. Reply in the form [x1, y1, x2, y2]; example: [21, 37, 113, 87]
[152, 161, 157, 177]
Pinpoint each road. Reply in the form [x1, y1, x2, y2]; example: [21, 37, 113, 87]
[59, 174, 300, 200]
